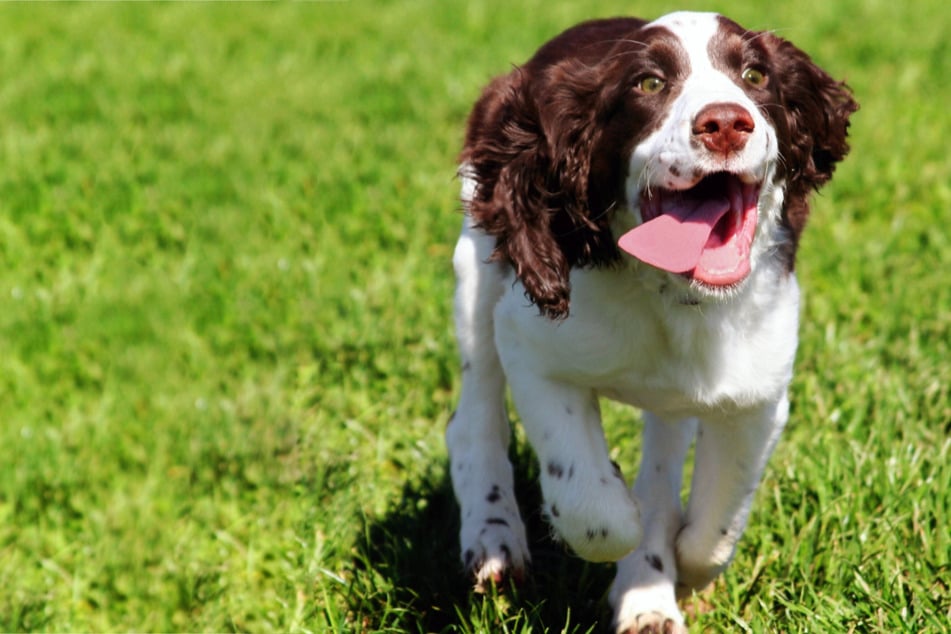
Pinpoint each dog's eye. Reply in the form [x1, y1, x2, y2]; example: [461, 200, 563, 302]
[741, 67, 767, 87]
[636, 75, 666, 94]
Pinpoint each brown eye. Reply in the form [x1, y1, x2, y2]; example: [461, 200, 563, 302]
[742, 67, 767, 87]
[637, 75, 666, 94]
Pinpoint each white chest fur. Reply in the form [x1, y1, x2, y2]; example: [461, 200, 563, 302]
[492, 260, 800, 422]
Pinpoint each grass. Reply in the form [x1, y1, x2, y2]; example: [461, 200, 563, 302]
[0, 0, 947, 632]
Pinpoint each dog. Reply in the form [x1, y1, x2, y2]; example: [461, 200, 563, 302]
[446, 11, 857, 632]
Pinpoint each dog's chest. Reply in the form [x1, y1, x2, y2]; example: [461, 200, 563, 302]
[595, 330, 785, 419]
[495, 266, 801, 419]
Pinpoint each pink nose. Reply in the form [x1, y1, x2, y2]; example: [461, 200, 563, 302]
[692, 103, 755, 156]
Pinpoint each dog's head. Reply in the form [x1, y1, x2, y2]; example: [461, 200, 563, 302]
[463, 11, 858, 317]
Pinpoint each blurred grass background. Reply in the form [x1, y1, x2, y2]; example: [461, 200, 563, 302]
[0, 1, 947, 631]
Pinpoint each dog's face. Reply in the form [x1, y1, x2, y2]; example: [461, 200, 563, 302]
[599, 13, 787, 298]
[623, 14, 781, 193]
[463, 12, 857, 317]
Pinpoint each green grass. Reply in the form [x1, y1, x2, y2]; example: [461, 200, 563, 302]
[0, 0, 947, 632]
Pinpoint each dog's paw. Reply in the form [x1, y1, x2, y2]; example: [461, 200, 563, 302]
[611, 570, 685, 634]
[461, 513, 530, 592]
[542, 462, 642, 562]
[457, 480, 530, 591]
[674, 523, 733, 596]
[617, 612, 687, 634]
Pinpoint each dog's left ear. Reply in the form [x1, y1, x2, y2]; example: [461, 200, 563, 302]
[766, 35, 859, 195]
[761, 34, 858, 244]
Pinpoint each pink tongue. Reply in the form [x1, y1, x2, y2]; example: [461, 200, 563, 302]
[618, 196, 732, 274]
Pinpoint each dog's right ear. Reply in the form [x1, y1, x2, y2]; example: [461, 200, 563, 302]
[461, 72, 574, 319]
[461, 62, 616, 319]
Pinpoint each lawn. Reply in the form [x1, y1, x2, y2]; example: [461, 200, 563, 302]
[0, 0, 948, 632]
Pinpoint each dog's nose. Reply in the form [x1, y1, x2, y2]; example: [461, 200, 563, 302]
[692, 103, 755, 156]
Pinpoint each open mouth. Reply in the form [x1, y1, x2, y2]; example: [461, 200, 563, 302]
[618, 172, 760, 287]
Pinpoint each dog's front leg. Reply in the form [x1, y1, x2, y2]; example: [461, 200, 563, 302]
[675, 395, 789, 595]
[504, 371, 642, 562]
[611, 414, 696, 634]
[447, 218, 531, 590]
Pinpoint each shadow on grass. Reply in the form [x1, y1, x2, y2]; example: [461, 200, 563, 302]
[346, 440, 619, 633]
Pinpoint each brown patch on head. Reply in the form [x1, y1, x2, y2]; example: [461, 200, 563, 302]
[586, 25, 691, 216]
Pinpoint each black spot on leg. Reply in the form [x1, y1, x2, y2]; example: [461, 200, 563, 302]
[611, 460, 623, 480]
[550, 504, 560, 517]
[600, 477, 608, 485]
[486, 485, 501, 503]
[567, 463, 574, 480]
[646, 553, 664, 572]
[564, 405, 573, 416]
[720, 527, 729, 536]
[462, 361, 472, 372]
[581, 527, 609, 541]
[486, 517, 509, 527]
[547, 461, 565, 479]
[655, 463, 663, 473]
[499, 543, 512, 565]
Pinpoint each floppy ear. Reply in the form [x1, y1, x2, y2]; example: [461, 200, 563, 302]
[461, 61, 618, 319]
[765, 35, 859, 238]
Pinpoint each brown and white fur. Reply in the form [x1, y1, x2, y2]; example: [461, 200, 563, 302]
[446, 11, 856, 632]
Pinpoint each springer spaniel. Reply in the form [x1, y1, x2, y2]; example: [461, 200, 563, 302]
[447, 11, 857, 632]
